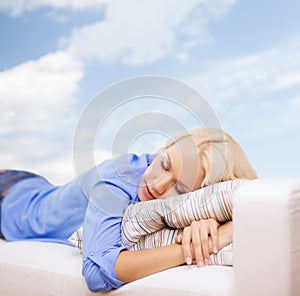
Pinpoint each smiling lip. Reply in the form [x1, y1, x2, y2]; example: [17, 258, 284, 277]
[144, 183, 156, 200]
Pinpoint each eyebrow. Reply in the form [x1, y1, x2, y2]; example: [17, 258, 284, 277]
[166, 152, 193, 193]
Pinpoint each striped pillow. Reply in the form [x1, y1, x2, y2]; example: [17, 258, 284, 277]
[121, 179, 247, 266]
[68, 227, 83, 251]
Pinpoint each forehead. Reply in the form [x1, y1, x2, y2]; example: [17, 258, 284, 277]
[165, 137, 203, 190]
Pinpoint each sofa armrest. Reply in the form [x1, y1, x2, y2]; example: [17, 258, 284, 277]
[233, 179, 300, 296]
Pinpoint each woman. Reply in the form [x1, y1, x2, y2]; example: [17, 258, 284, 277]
[0, 128, 257, 292]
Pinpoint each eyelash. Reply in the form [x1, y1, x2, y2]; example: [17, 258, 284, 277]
[160, 157, 185, 195]
[175, 184, 185, 195]
[160, 158, 168, 171]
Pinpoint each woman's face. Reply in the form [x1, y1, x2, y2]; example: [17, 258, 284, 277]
[138, 137, 204, 201]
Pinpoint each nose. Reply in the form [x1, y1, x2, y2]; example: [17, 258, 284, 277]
[151, 172, 173, 197]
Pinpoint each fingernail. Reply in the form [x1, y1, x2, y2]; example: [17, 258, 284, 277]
[214, 246, 218, 254]
[185, 256, 192, 265]
[177, 235, 182, 243]
[204, 258, 209, 265]
[197, 260, 204, 268]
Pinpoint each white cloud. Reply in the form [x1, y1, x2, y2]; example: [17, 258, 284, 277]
[280, 96, 300, 128]
[185, 34, 300, 136]
[175, 52, 189, 63]
[0, 51, 83, 130]
[1, 0, 237, 65]
[0, 51, 84, 183]
[187, 36, 300, 105]
[268, 71, 300, 91]
[0, 0, 107, 16]
[188, 35, 300, 106]
[28, 148, 109, 184]
[65, 0, 237, 65]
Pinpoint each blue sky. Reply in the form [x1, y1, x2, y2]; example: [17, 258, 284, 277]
[0, 0, 300, 184]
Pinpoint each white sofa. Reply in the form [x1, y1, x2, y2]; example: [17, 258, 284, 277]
[0, 179, 299, 296]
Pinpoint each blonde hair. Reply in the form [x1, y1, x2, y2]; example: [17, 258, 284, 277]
[164, 128, 257, 187]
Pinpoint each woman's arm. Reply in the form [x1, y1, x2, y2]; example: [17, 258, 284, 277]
[115, 244, 185, 283]
[115, 220, 232, 283]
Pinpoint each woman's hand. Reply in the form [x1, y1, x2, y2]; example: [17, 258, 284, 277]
[176, 219, 220, 267]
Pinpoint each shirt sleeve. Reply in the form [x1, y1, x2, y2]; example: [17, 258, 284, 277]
[1, 177, 88, 241]
[81, 181, 131, 292]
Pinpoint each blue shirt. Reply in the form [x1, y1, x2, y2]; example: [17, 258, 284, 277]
[1, 153, 154, 292]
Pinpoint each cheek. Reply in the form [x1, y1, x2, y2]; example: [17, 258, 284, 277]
[158, 186, 178, 200]
[140, 168, 151, 184]
[142, 162, 160, 180]
[144, 165, 153, 177]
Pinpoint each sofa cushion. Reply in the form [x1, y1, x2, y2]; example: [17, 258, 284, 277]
[0, 239, 233, 296]
[0, 240, 94, 296]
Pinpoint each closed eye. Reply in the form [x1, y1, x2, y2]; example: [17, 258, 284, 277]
[175, 182, 186, 195]
[160, 156, 170, 171]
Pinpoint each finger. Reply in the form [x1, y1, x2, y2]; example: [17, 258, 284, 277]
[176, 233, 182, 244]
[210, 221, 219, 254]
[199, 220, 209, 265]
[191, 222, 204, 267]
[181, 227, 192, 265]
